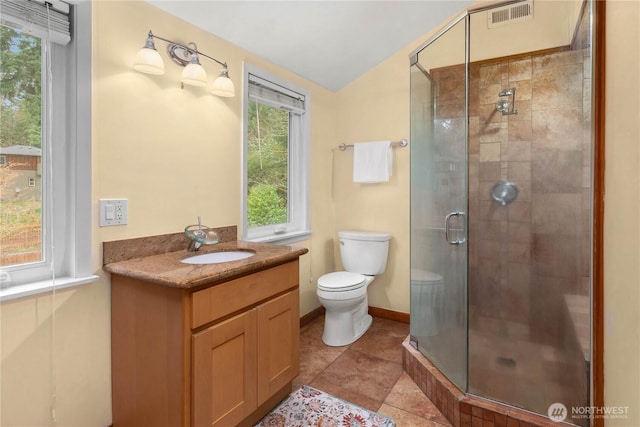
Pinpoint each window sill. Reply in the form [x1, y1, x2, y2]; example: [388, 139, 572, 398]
[0, 275, 100, 302]
[248, 230, 312, 245]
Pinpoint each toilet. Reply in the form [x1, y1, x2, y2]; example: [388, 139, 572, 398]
[316, 230, 391, 346]
[410, 269, 444, 337]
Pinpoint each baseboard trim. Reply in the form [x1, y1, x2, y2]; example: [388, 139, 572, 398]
[300, 306, 325, 327]
[368, 306, 410, 323]
[300, 305, 409, 327]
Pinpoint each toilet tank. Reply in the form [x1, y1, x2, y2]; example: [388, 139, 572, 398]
[338, 230, 391, 275]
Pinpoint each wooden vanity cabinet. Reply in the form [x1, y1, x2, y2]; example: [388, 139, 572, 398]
[111, 260, 300, 427]
[192, 290, 299, 427]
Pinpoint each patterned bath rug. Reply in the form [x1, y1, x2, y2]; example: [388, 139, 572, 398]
[255, 385, 396, 427]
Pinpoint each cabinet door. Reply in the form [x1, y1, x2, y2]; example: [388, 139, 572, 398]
[256, 290, 300, 405]
[193, 310, 257, 427]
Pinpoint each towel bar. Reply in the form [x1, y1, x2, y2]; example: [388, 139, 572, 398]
[338, 139, 408, 151]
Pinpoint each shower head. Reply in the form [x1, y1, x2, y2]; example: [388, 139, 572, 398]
[499, 88, 515, 97]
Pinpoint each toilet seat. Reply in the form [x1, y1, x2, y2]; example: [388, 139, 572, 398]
[318, 271, 365, 292]
[411, 269, 443, 284]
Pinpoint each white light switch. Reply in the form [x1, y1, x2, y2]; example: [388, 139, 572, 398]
[105, 204, 115, 220]
[99, 198, 128, 227]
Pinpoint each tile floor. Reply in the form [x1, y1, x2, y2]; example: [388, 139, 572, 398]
[294, 315, 452, 426]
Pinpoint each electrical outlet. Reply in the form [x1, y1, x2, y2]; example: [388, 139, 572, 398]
[99, 198, 128, 227]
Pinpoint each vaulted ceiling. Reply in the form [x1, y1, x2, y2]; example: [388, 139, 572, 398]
[145, 1, 472, 92]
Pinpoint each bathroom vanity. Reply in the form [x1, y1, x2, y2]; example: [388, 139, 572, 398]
[103, 227, 308, 427]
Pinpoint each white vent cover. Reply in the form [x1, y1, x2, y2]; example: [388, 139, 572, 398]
[488, 1, 534, 28]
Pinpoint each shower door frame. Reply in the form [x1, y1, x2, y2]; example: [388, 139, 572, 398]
[591, 1, 605, 423]
[409, 10, 470, 392]
[409, 1, 606, 424]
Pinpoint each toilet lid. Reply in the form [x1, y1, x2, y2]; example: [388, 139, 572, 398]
[318, 271, 365, 292]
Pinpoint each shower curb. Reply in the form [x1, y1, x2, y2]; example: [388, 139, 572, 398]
[402, 337, 578, 427]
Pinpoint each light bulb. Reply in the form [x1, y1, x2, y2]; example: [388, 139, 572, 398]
[181, 54, 208, 86]
[211, 68, 235, 97]
[133, 34, 164, 75]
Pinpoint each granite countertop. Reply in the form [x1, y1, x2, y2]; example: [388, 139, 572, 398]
[102, 226, 308, 290]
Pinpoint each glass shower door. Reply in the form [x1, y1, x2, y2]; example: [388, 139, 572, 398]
[409, 16, 468, 390]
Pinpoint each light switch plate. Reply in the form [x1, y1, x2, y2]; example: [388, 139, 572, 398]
[99, 198, 128, 227]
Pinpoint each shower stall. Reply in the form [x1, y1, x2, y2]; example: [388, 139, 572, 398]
[409, 0, 594, 425]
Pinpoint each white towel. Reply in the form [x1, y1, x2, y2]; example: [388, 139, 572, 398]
[353, 141, 393, 183]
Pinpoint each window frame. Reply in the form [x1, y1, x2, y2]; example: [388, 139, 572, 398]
[0, 2, 96, 299]
[241, 63, 311, 244]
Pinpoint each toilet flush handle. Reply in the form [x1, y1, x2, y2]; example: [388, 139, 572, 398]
[445, 211, 466, 246]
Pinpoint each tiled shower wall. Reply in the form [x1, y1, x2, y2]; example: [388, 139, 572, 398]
[420, 47, 591, 425]
[469, 48, 591, 346]
[432, 47, 591, 347]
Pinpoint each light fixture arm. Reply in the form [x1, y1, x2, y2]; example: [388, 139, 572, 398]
[195, 48, 228, 69]
[146, 30, 228, 69]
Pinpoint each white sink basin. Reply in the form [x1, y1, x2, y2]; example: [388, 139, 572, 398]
[181, 251, 255, 265]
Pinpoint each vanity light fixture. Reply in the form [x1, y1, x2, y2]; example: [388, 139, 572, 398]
[133, 30, 235, 97]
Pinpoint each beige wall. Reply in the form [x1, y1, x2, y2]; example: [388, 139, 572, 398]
[1, 1, 638, 426]
[333, 46, 412, 312]
[0, 284, 112, 425]
[603, 1, 640, 424]
[469, 0, 582, 62]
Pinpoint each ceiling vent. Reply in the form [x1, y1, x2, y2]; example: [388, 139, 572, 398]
[488, 1, 533, 28]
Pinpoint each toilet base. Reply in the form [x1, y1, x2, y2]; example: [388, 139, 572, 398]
[321, 309, 373, 347]
[316, 274, 376, 347]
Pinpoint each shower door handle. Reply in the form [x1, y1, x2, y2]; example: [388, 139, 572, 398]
[445, 211, 466, 245]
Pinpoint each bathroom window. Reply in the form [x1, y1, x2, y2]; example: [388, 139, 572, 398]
[242, 64, 310, 243]
[0, 28, 44, 270]
[0, 2, 95, 295]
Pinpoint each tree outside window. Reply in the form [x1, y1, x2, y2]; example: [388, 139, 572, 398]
[246, 101, 289, 228]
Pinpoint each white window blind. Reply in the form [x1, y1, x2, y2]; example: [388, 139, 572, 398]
[0, 0, 71, 45]
[248, 73, 306, 114]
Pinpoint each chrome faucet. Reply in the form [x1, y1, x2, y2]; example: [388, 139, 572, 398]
[184, 216, 220, 252]
[187, 240, 202, 252]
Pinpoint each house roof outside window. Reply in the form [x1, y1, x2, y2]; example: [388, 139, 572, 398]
[0, 145, 42, 157]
